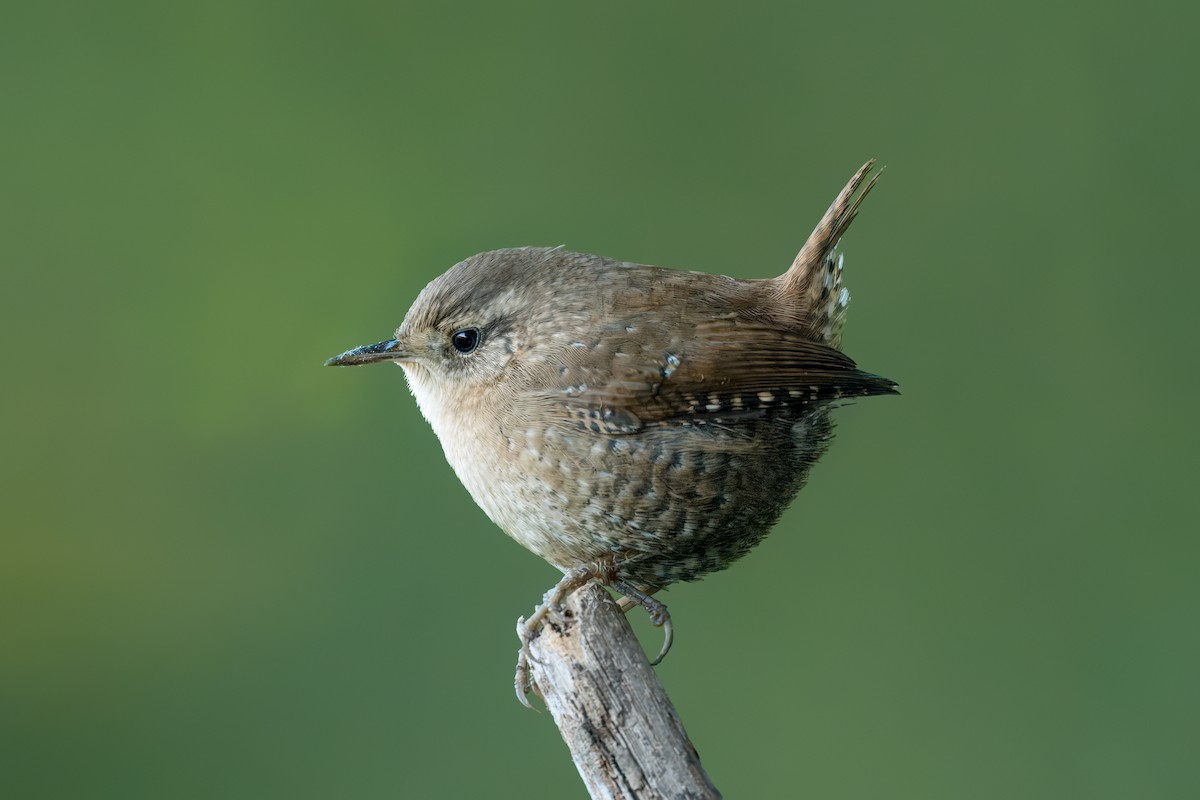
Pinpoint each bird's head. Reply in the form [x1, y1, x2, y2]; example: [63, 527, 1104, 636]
[325, 247, 610, 399]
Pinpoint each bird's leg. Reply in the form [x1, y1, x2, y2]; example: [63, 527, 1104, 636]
[610, 580, 674, 666]
[514, 565, 596, 708]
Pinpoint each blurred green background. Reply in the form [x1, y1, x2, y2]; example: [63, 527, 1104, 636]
[3, 1, 1197, 797]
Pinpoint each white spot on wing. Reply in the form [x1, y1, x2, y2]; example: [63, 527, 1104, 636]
[662, 352, 681, 379]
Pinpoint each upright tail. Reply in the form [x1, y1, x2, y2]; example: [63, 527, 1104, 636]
[775, 160, 882, 347]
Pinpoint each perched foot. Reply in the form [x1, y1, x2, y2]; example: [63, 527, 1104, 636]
[611, 580, 674, 666]
[514, 565, 596, 708]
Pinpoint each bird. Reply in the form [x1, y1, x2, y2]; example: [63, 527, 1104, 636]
[326, 161, 897, 705]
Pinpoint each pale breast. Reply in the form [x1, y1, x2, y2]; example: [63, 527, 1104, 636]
[405, 361, 835, 589]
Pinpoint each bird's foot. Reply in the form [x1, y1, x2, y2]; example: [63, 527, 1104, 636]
[611, 580, 674, 665]
[514, 565, 596, 708]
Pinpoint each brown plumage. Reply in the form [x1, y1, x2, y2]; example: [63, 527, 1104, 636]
[327, 161, 896, 704]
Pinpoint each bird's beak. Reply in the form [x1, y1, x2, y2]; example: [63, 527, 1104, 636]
[324, 339, 412, 367]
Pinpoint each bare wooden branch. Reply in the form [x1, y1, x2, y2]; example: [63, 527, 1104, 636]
[528, 584, 722, 800]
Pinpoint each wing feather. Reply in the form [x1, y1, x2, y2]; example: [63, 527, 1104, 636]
[537, 318, 897, 435]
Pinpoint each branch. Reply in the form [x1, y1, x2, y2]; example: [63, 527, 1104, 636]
[528, 583, 722, 800]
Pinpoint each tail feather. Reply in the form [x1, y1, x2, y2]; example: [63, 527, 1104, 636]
[777, 160, 882, 347]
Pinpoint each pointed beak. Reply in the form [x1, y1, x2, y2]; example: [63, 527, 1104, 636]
[324, 339, 412, 367]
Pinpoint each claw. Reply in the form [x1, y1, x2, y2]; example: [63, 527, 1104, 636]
[514, 648, 535, 709]
[545, 602, 572, 626]
[648, 612, 674, 666]
[515, 616, 546, 665]
[514, 617, 546, 709]
[512, 566, 597, 708]
[514, 616, 544, 709]
[611, 580, 675, 667]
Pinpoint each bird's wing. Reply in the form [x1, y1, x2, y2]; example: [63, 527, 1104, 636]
[538, 317, 898, 435]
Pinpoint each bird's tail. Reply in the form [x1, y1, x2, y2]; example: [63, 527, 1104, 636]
[775, 160, 882, 347]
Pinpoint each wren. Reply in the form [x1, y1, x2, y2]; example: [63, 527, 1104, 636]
[326, 161, 897, 705]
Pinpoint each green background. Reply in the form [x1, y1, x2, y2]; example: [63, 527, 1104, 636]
[4, 2, 1197, 797]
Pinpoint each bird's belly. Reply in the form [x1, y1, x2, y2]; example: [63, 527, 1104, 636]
[445, 410, 834, 588]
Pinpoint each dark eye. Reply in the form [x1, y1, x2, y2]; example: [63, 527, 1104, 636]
[451, 328, 480, 354]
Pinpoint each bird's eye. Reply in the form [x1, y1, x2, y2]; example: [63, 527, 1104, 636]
[451, 328, 480, 354]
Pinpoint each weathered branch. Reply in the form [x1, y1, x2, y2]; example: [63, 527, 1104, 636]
[528, 584, 722, 800]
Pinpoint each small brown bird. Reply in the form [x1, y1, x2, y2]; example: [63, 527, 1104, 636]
[327, 161, 897, 705]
